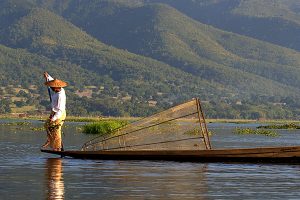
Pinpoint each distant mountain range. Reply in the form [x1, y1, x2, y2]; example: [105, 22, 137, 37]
[0, 0, 300, 118]
[148, 0, 300, 51]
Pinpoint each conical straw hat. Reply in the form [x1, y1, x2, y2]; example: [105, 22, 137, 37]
[44, 79, 68, 87]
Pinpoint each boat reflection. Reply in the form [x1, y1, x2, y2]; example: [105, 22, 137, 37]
[45, 158, 64, 200]
[107, 162, 209, 199]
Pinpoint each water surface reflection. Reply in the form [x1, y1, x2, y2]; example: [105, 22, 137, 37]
[1, 121, 300, 199]
[45, 158, 64, 200]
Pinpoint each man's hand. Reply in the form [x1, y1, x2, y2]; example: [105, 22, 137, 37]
[43, 72, 49, 81]
[49, 112, 54, 120]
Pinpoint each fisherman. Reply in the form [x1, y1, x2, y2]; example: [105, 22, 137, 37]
[41, 72, 67, 151]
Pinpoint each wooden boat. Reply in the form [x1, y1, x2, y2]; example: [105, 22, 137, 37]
[41, 99, 300, 163]
[41, 146, 300, 163]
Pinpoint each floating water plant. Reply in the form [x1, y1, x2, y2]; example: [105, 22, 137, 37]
[0, 121, 31, 126]
[82, 120, 128, 135]
[257, 123, 300, 129]
[234, 127, 278, 137]
[184, 128, 213, 136]
[184, 128, 201, 136]
[31, 127, 45, 131]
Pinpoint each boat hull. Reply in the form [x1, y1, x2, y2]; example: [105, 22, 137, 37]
[41, 146, 300, 163]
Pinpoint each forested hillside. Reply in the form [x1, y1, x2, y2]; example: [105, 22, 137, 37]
[57, 2, 300, 93]
[148, 0, 300, 51]
[1, 0, 300, 119]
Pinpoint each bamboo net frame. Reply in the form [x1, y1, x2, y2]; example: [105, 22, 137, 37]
[81, 98, 211, 151]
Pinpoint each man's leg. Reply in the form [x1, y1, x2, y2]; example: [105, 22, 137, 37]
[52, 125, 62, 151]
[42, 119, 51, 148]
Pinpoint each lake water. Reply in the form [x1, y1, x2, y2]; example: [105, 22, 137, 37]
[1, 119, 300, 199]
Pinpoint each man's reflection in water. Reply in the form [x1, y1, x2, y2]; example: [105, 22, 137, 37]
[45, 158, 64, 200]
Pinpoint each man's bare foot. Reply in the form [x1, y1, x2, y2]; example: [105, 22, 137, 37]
[41, 143, 49, 149]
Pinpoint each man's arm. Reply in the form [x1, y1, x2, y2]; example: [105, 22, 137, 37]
[44, 72, 54, 112]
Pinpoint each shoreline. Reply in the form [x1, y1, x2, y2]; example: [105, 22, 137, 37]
[0, 115, 139, 122]
[0, 114, 300, 124]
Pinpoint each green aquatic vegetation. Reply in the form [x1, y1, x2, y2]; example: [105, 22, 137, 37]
[76, 126, 83, 132]
[0, 121, 31, 126]
[65, 117, 103, 122]
[31, 127, 45, 131]
[184, 128, 213, 136]
[184, 128, 201, 136]
[82, 120, 128, 135]
[257, 123, 300, 129]
[234, 127, 278, 137]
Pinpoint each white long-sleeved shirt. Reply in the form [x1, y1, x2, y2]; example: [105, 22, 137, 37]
[46, 74, 66, 121]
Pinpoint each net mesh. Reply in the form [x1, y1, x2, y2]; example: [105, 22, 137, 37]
[81, 99, 211, 151]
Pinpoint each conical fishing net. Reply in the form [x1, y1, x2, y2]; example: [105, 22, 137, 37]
[81, 99, 211, 151]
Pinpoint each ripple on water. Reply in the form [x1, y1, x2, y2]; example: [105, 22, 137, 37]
[1, 122, 300, 199]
